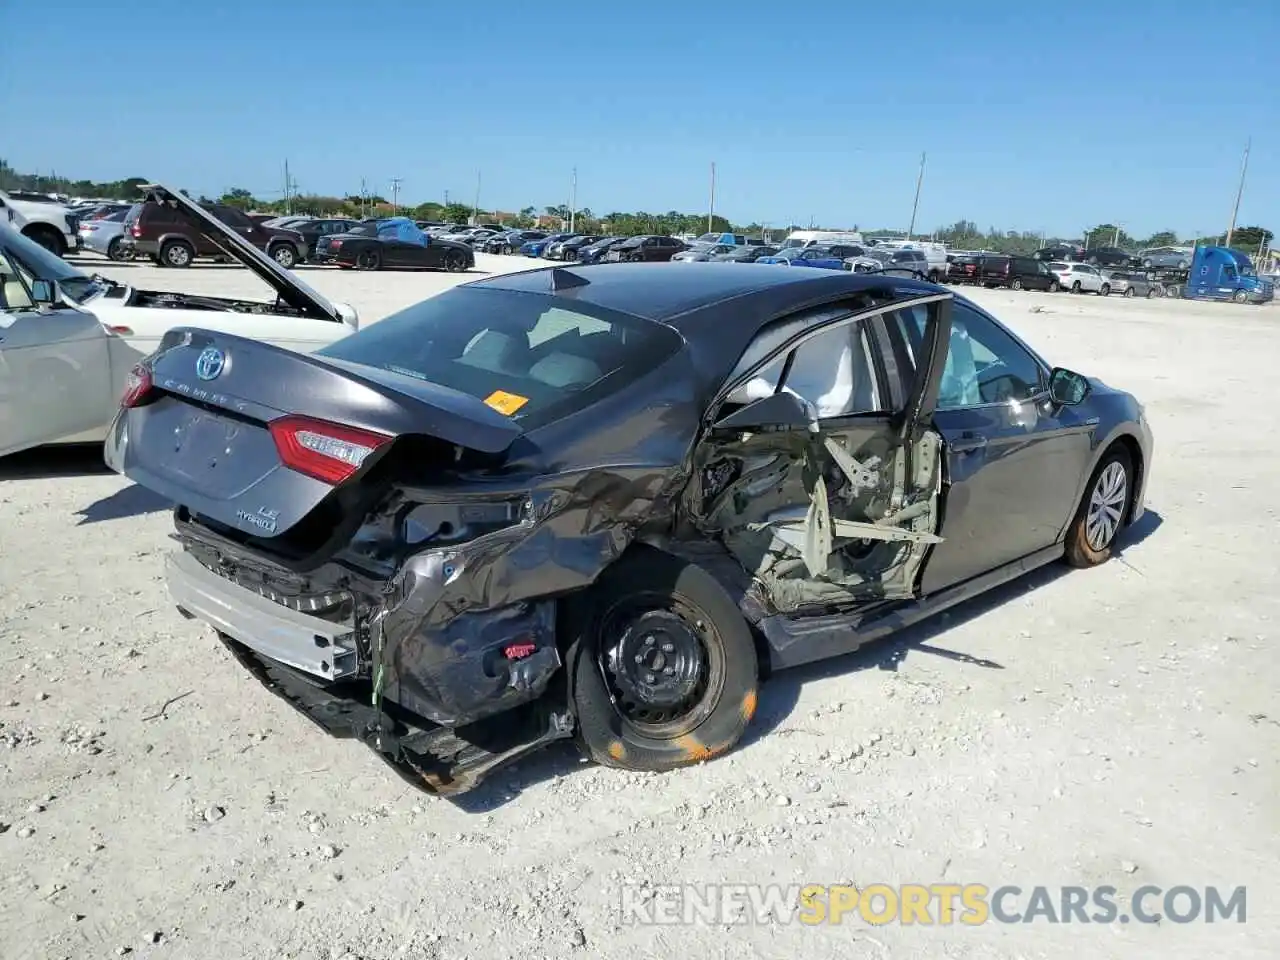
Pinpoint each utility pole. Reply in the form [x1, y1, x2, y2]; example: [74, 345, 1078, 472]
[707, 161, 716, 233]
[569, 167, 577, 233]
[390, 177, 402, 216]
[1225, 138, 1251, 248]
[907, 152, 926, 239]
[443, 189, 449, 209]
[473, 170, 481, 226]
[359, 178, 367, 218]
[284, 159, 291, 215]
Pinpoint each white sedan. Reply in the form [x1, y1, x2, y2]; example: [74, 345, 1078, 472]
[0, 186, 358, 457]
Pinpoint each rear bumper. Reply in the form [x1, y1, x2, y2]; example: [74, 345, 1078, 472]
[163, 544, 572, 794]
[166, 551, 359, 679]
[163, 541, 563, 726]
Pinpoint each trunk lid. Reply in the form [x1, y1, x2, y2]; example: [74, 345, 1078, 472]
[109, 330, 524, 539]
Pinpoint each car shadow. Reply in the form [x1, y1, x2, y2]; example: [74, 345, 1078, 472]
[742, 507, 1164, 747]
[0, 444, 112, 479]
[76, 484, 169, 525]
[444, 508, 1165, 811]
[0, 446, 172, 523]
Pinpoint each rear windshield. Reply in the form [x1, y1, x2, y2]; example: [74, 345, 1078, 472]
[318, 287, 683, 430]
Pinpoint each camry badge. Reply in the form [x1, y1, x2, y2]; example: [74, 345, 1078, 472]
[195, 347, 226, 381]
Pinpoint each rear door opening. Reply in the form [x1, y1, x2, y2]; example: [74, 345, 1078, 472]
[687, 293, 950, 615]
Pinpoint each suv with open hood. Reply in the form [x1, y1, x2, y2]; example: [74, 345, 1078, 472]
[121, 194, 309, 268]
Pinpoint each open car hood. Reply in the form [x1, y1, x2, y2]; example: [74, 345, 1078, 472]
[138, 184, 346, 323]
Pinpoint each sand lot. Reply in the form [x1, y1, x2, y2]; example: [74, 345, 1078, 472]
[1, 254, 1277, 960]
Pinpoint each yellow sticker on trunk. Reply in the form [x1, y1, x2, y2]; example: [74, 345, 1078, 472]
[483, 389, 530, 416]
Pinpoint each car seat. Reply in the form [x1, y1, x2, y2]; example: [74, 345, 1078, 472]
[457, 330, 533, 376]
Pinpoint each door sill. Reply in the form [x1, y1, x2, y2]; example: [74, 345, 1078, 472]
[760, 543, 1065, 670]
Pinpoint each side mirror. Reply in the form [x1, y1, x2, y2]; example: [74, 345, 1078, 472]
[1048, 367, 1090, 406]
[30, 279, 57, 304]
[714, 390, 814, 430]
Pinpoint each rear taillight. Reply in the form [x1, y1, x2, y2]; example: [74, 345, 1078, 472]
[328, 239, 342, 250]
[120, 364, 154, 408]
[130, 223, 142, 237]
[268, 415, 391, 485]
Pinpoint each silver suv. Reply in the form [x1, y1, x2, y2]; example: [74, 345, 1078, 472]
[1050, 261, 1108, 294]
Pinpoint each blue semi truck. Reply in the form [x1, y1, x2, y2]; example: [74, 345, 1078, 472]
[1159, 245, 1274, 304]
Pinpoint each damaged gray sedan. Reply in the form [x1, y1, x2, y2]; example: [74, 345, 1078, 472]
[105, 263, 1152, 794]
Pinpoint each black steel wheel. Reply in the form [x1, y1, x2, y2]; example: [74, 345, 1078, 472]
[568, 546, 758, 771]
[356, 249, 382, 271]
[444, 250, 468, 272]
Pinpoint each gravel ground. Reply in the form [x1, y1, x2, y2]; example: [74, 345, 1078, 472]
[2, 254, 1277, 960]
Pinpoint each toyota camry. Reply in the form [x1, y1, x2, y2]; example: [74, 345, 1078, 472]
[105, 263, 1153, 795]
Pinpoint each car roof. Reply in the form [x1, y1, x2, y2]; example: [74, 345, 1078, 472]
[469, 262, 938, 333]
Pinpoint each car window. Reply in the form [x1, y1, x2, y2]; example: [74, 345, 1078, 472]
[934, 305, 1043, 409]
[726, 317, 884, 418]
[318, 287, 683, 431]
[210, 205, 251, 228]
[0, 247, 35, 310]
[889, 302, 1043, 410]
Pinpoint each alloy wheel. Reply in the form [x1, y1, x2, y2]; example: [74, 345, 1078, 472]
[1085, 461, 1127, 551]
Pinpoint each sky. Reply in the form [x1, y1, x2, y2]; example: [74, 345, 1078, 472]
[2, 1, 1278, 239]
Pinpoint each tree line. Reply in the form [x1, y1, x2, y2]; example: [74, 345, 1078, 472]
[2, 161, 1271, 254]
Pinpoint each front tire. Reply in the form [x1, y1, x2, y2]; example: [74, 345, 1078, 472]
[1099, 284, 1111, 296]
[1124, 286, 1135, 297]
[1011, 277, 1024, 291]
[567, 547, 758, 773]
[1065, 447, 1133, 568]
[1049, 280, 1061, 292]
[1071, 281, 1082, 294]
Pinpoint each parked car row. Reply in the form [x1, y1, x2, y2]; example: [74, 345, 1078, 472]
[944, 253, 1168, 297]
[1031, 243, 1194, 269]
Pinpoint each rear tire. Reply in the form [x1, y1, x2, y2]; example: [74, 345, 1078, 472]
[24, 226, 66, 256]
[1065, 446, 1133, 568]
[1166, 284, 1181, 299]
[1011, 277, 1024, 291]
[567, 547, 758, 773]
[1049, 280, 1061, 292]
[159, 239, 194, 268]
[106, 237, 130, 261]
[1124, 286, 1135, 297]
[444, 250, 468, 272]
[356, 249, 382, 271]
[1071, 281, 1082, 294]
[1146, 287, 1158, 298]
